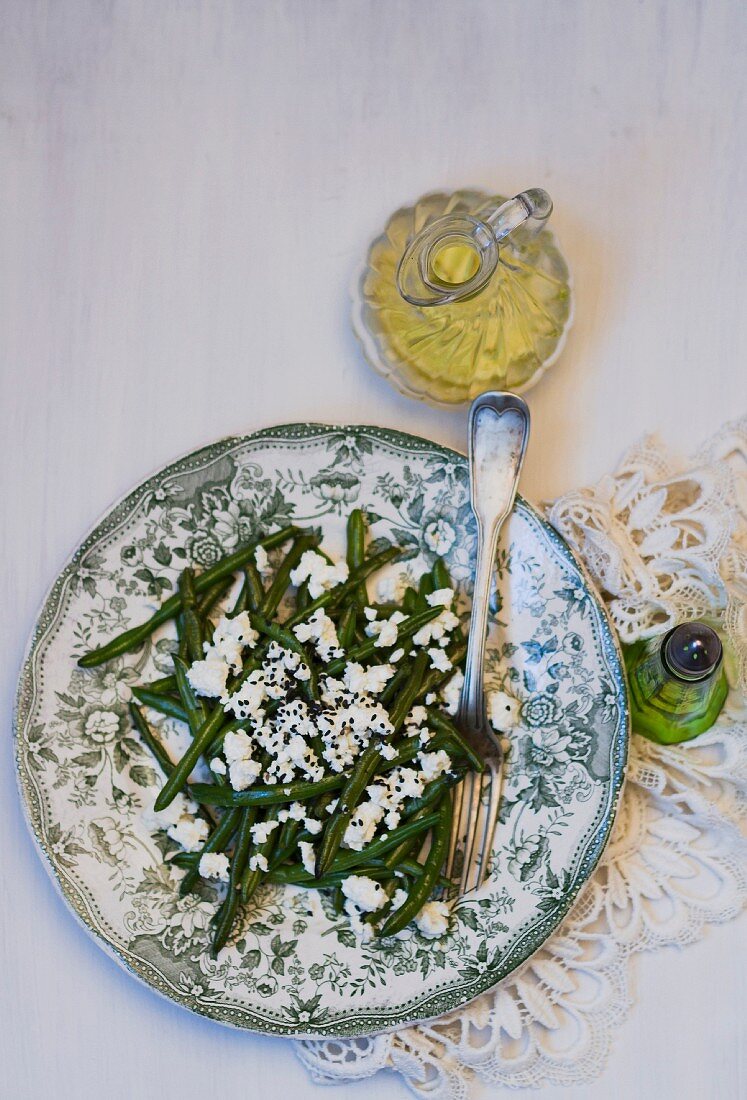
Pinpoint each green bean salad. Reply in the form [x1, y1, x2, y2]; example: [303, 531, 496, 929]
[79, 512, 485, 950]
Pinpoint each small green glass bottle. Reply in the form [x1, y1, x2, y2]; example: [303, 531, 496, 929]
[624, 622, 728, 744]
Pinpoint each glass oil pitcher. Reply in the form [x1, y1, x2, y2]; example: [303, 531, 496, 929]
[351, 188, 573, 406]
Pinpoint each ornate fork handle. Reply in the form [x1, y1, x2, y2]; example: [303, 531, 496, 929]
[457, 393, 530, 740]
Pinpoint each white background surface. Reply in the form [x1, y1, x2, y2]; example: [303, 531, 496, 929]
[2, 2, 745, 1098]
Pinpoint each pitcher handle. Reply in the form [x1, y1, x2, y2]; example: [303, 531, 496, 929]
[396, 188, 552, 308]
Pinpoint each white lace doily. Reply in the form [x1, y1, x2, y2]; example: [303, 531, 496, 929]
[294, 417, 747, 1096]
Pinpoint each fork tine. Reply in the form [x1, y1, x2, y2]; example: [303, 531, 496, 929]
[459, 770, 486, 895]
[476, 762, 503, 889]
[444, 771, 468, 881]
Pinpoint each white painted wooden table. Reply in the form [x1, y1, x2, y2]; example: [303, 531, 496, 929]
[2, 3, 745, 1098]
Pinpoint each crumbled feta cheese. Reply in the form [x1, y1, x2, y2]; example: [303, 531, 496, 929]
[290, 550, 349, 599]
[229, 758, 263, 790]
[168, 815, 210, 852]
[343, 801, 385, 850]
[418, 749, 452, 781]
[488, 690, 521, 732]
[250, 819, 280, 844]
[341, 874, 387, 912]
[287, 801, 307, 821]
[415, 900, 451, 939]
[254, 544, 270, 574]
[299, 840, 316, 876]
[304, 817, 323, 835]
[343, 900, 374, 943]
[426, 587, 455, 608]
[343, 661, 395, 695]
[223, 729, 254, 763]
[248, 853, 269, 873]
[326, 799, 338, 814]
[425, 692, 437, 705]
[210, 756, 227, 775]
[413, 609, 460, 648]
[389, 648, 405, 663]
[391, 888, 408, 912]
[407, 706, 428, 727]
[418, 727, 434, 746]
[363, 607, 378, 622]
[387, 767, 425, 799]
[224, 669, 267, 721]
[365, 611, 406, 648]
[428, 647, 452, 673]
[209, 612, 258, 672]
[441, 669, 464, 716]
[187, 655, 231, 699]
[379, 742, 398, 761]
[199, 852, 230, 881]
[293, 608, 343, 663]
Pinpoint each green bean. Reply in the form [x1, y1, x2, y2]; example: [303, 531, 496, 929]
[386, 858, 450, 891]
[389, 650, 429, 731]
[153, 702, 232, 811]
[402, 587, 418, 614]
[283, 546, 403, 629]
[379, 794, 452, 938]
[178, 569, 205, 663]
[131, 688, 188, 723]
[212, 807, 257, 953]
[180, 807, 242, 896]
[379, 663, 410, 706]
[270, 817, 305, 869]
[295, 582, 310, 615]
[269, 812, 439, 884]
[198, 576, 234, 619]
[78, 525, 299, 668]
[399, 764, 469, 821]
[418, 572, 434, 603]
[139, 673, 177, 696]
[192, 771, 344, 808]
[128, 702, 174, 777]
[337, 604, 357, 650]
[251, 612, 306, 657]
[346, 509, 365, 571]
[240, 806, 281, 902]
[173, 656, 207, 734]
[425, 710, 486, 773]
[227, 574, 250, 618]
[260, 534, 318, 618]
[431, 558, 452, 591]
[243, 563, 265, 612]
[324, 606, 440, 676]
[346, 508, 369, 605]
[313, 743, 382, 878]
[269, 865, 395, 889]
[176, 613, 189, 663]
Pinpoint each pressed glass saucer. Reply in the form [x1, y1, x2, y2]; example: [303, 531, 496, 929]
[351, 189, 574, 407]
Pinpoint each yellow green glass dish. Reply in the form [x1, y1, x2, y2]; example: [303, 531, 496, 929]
[352, 189, 574, 406]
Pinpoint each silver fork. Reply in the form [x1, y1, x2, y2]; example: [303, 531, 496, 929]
[445, 392, 530, 896]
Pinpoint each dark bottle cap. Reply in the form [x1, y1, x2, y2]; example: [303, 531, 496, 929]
[662, 622, 723, 682]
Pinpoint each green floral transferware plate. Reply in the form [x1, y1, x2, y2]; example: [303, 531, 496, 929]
[15, 424, 628, 1039]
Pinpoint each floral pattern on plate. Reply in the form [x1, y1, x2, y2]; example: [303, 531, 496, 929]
[15, 424, 628, 1037]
